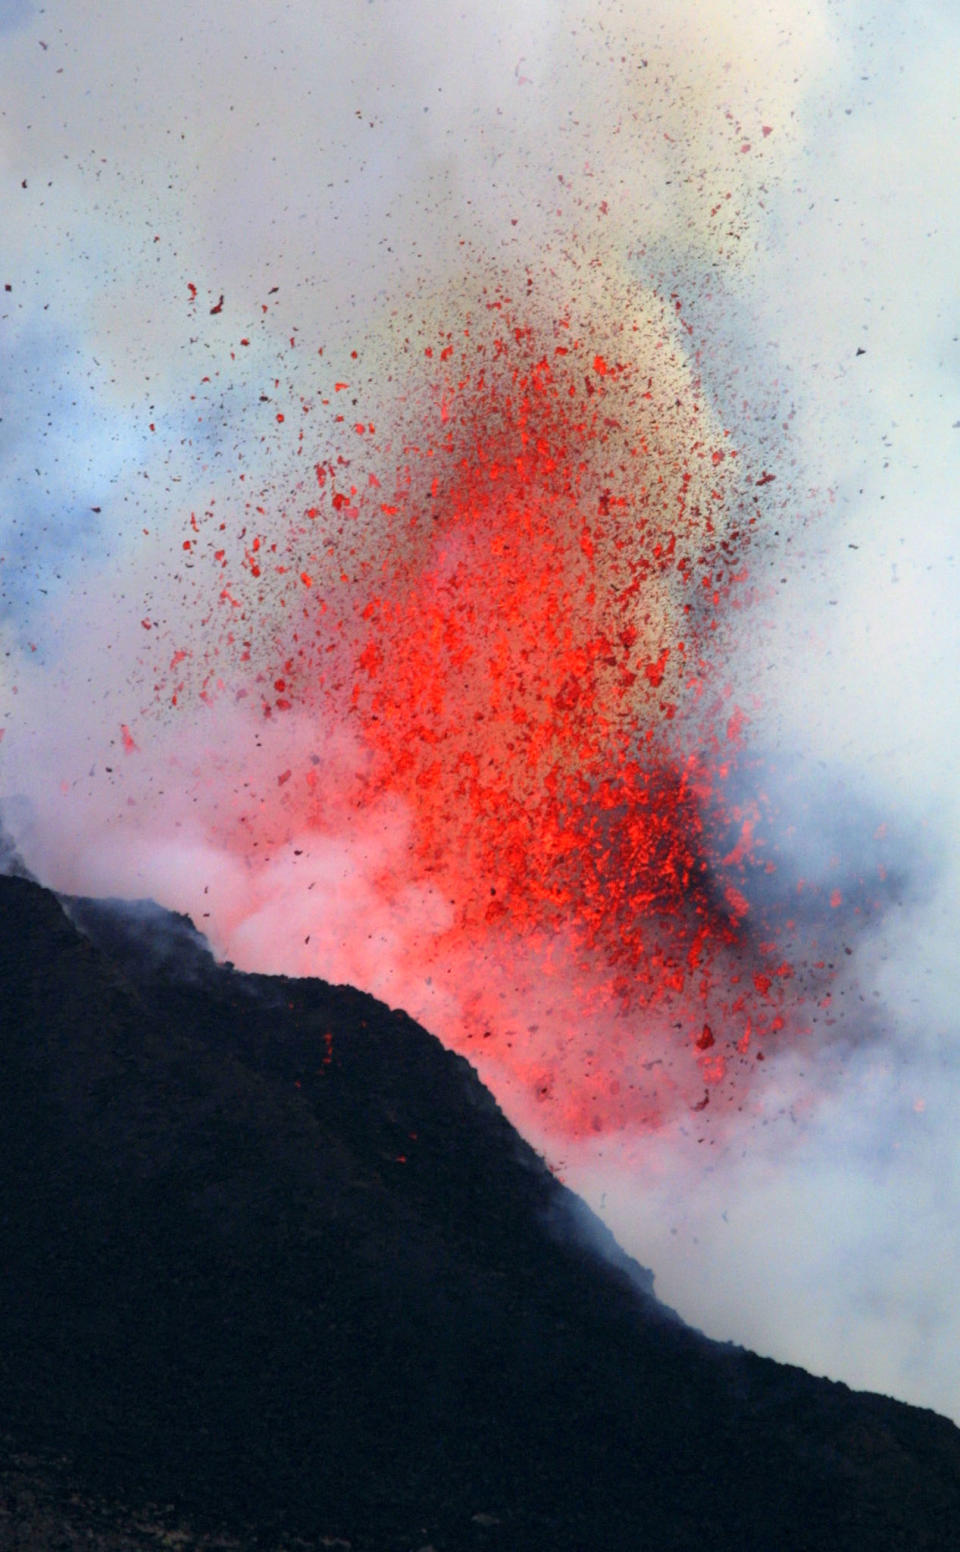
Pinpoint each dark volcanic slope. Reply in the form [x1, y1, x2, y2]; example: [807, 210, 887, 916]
[1, 874, 959, 1551]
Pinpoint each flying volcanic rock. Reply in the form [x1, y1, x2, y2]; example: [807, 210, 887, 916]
[1, 870, 960, 1551]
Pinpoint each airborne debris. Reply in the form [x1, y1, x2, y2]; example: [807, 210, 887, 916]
[143, 294, 824, 1140]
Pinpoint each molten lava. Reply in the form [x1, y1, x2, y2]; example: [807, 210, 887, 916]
[155, 293, 815, 1138]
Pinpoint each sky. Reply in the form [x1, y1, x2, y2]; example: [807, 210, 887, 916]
[2, 1, 960, 1421]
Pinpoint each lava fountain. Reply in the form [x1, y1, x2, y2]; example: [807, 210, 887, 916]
[122, 277, 845, 1143]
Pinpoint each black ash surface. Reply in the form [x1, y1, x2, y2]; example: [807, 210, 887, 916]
[1, 871, 959, 1550]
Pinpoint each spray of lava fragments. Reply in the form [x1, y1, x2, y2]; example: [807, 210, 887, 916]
[144, 284, 837, 1141]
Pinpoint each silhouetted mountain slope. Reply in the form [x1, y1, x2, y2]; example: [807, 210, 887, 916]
[1, 871, 959, 1550]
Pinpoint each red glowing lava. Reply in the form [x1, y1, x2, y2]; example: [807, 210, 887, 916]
[151, 291, 815, 1137]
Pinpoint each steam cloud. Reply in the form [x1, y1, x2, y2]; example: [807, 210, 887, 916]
[2, 0, 959, 1419]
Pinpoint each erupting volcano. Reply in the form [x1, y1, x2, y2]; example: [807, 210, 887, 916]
[3, 0, 958, 1455]
[128, 285, 838, 1141]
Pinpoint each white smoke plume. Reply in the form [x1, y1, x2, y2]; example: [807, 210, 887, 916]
[2, 0, 959, 1421]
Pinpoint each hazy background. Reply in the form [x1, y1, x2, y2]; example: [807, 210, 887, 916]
[2, 0, 959, 1420]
